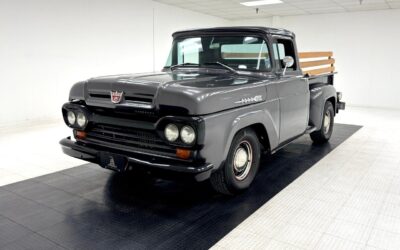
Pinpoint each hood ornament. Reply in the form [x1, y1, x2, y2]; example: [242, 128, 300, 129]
[111, 90, 124, 104]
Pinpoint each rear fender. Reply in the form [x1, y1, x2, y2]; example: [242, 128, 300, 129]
[309, 84, 337, 131]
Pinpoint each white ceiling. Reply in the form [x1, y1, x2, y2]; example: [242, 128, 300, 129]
[154, 0, 400, 20]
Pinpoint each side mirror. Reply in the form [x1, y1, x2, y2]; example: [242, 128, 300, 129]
[282, 56, 294, 76]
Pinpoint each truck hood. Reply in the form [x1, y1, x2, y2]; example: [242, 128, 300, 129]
[70, 71, 269, 115]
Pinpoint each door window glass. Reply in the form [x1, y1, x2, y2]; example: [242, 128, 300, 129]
[273, 39, 297, 71]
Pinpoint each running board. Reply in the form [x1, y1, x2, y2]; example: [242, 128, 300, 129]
[305, 126, 316, 134]
[271, 127, 316, 154]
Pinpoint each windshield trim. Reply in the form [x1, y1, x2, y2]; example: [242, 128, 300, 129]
[165, 34, 274, 74]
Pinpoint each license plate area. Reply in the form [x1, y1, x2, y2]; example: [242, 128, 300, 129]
[99, 152, 128, 172]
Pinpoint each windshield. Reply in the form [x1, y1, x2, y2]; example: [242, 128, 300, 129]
[165, 36, 272, 72]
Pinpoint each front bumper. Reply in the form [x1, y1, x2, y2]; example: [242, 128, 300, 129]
[60, 137, 213, 182]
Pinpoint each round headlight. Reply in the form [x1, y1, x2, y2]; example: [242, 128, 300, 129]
[164, 124, 179, 142]
[180, 126, 196, 144]
[76, 112, 87, 128]
[67, 111, 76, 125]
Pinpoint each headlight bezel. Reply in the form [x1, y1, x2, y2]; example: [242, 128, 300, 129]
[62, 103, 90, 130]
[157, 117, 203, 148]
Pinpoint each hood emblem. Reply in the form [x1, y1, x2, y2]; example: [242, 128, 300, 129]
[111, 91, 124, 104]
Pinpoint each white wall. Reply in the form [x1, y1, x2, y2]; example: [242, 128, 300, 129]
[0, 0, 227, 127]
[232, 9, 400, 110]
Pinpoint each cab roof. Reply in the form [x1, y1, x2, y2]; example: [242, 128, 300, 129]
[172, 26, 295, 38]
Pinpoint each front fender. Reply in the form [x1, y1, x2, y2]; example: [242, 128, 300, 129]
[69, 81, 87, 101]
[199, 100, 279, 171]
[309, 84, 337, 131]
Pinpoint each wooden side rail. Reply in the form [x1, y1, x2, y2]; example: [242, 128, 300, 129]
[299, 52, 335, 76]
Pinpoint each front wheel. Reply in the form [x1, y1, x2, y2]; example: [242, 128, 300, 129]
[210, 128, 261, 195]
[310, 101, 334, 144]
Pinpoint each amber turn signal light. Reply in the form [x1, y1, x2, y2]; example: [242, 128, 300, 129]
[75, 130, 87, 140]
[176, 148, 191, 160]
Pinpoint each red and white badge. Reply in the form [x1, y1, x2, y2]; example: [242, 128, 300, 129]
[110, 91, 124, 104]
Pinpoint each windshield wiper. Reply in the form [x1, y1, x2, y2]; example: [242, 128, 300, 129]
[203, 62, 239, 75]
[169, 63, 200, 71]
[169, 62, 239, 75]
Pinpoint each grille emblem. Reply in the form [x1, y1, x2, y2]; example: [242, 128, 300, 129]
[111, 91, 124, 104]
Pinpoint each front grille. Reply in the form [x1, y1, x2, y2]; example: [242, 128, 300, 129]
[89, 93, 154, 104]
[88, 106, 159, 122]
[125, 95, 153, 103]
[84, 124, 176, 157]
[90, 93, 109, 99]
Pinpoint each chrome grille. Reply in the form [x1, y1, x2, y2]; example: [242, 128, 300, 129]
[88, 107, 159, 122]
[84, 124, 176, 157]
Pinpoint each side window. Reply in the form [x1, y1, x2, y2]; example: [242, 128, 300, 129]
[273, 39, 297, 71]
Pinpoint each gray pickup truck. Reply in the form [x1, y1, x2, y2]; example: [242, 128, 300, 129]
[60, 26, 345, 194]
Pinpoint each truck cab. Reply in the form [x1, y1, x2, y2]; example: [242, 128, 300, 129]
[60, 26, 345, 195]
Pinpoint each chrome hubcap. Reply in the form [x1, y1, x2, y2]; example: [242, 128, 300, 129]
[233, 141, 253, 181]
[324, 111, 331, 134]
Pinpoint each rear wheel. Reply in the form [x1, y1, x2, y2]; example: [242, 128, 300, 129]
[210, 128, 261, 195]
[310, 101, 334, 144]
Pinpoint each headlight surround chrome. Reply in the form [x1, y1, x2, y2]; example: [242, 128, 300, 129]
[164, 123, 179, 142]
[76, 112, 87, 128]
[63, 103, 91, 129]
[180, 125, 196, 144]
[67, 111, 76, 125]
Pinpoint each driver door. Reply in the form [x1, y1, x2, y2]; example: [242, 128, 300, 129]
[273, 37, 309, 144]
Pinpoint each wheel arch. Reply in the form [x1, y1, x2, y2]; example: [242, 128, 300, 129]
[326, 96, 336, 116]
[247, 123, 271, 153]
[222, 110, 278, 162]
[309, 84, 337, 131]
